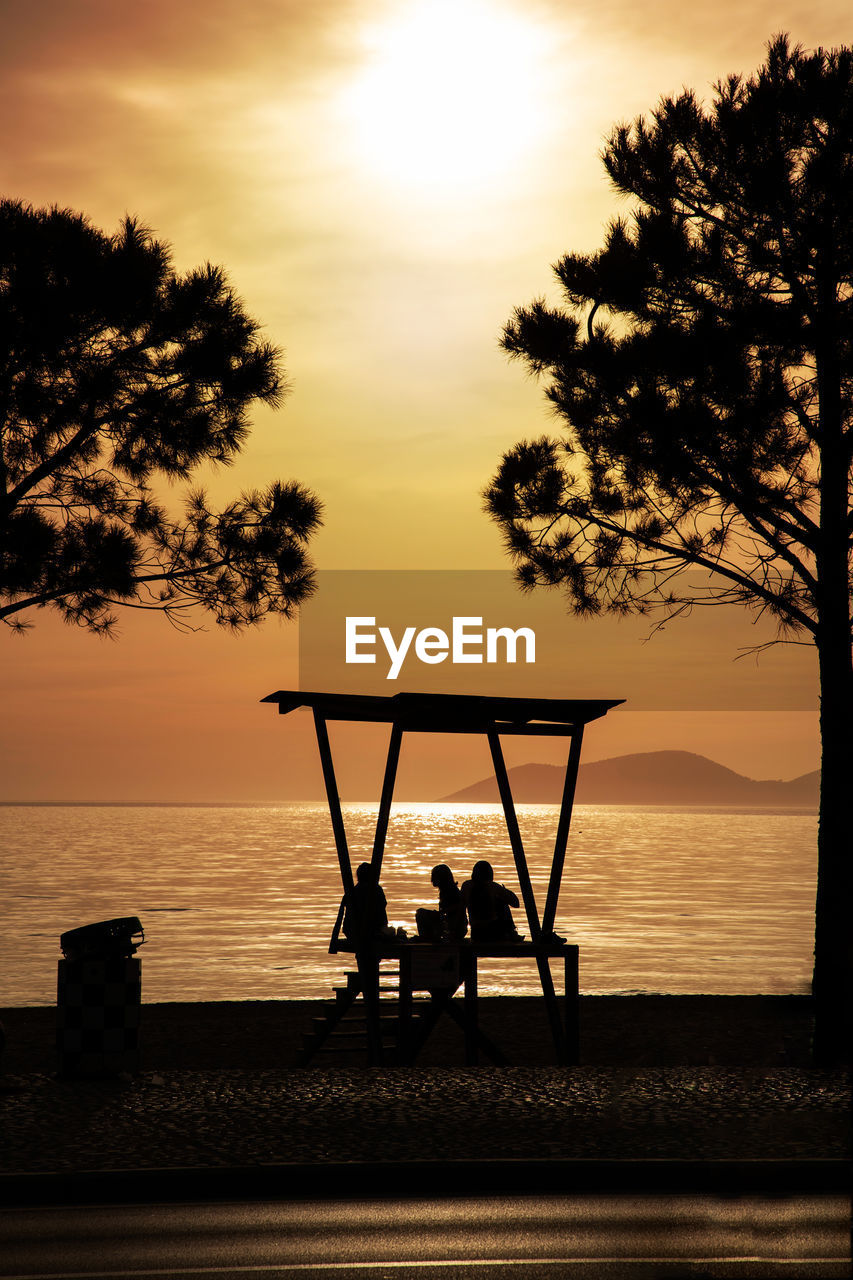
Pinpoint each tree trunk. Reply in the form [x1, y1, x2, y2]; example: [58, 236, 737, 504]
[812, 627, 853, 1065]
[811, 325, 853, 1066]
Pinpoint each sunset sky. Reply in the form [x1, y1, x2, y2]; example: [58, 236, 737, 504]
[1, 0, 845, 802]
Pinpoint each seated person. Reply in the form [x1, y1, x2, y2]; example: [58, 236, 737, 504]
[342, 861, 388, 949]
[461, 860, 523, 944]
[415, 863, 468, 943]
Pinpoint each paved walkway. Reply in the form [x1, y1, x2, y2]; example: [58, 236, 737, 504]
[2, 1066, 849, 1177]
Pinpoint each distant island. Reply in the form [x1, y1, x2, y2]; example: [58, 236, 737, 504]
[439, 750, 819, 807]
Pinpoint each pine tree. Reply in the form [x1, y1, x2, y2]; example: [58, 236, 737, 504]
[486, 36, 853, 1063]
[0, 201, 321, 634]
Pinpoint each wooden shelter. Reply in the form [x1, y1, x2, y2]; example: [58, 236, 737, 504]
[262, 690, 622, 1065]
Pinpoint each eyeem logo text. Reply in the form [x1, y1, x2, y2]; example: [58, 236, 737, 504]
[345, 616, 536, 680]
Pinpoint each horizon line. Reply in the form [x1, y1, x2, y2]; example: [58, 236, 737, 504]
[0, 798, 819, 810]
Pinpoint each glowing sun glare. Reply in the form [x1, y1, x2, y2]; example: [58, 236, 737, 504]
[342, 0, 551, 190]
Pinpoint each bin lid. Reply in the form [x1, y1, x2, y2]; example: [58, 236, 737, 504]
[60, 916, 144, 959]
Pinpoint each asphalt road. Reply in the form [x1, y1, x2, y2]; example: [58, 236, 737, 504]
[1, 1194, 850, 1279]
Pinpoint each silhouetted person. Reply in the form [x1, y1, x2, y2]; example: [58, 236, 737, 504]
[415, 864, 468, 943]
[461, 860, 523, 944]
[341, 862, 388, 1062]
[342, 862, 388, 950]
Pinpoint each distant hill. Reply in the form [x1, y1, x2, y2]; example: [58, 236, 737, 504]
[439, 750, 820, 807]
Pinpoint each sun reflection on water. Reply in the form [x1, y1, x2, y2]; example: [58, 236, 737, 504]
[1, 801, 817, 1005]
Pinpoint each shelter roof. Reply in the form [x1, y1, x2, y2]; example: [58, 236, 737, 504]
[261, 689, 622, 731]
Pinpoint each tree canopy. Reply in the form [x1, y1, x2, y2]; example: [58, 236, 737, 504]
[0, 199, 321, 633]
[486, 35, 852, 1062]
[487, 35, 850, 646]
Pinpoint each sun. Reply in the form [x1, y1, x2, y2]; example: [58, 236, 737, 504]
[340, 0, 552, 191]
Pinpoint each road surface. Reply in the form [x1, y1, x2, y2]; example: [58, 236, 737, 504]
[1, 1193, 850, 1279]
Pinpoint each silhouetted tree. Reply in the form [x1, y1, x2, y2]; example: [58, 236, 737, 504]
[486, 36, 852, 1063]
[0, 200, 321, 634]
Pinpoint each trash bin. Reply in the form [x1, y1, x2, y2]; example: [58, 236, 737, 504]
[56, 917, 144, 1077]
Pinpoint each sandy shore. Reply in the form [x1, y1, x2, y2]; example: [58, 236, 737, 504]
[1, 994, 817, 1073]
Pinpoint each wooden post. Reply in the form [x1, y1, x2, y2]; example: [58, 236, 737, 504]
[564, 944, 580, 1065]
[312, 710, 353, 894]
[486, 726, 541, 941]
[487, 726, 571, 1063]
[398, 946, 413, 1063]
[371, 721, 403, 878]
[464, 952, 478, 1065]
[535, 952, 568, 1065]
[358, 950, 382, 1066]
[542, 726, 584, 938]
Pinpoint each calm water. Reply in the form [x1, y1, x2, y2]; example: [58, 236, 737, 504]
[0, 803, 817, 1006]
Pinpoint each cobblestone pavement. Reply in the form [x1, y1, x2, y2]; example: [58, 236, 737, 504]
[1, 1067, 849, 1175]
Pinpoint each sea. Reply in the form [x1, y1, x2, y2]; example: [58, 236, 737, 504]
[0, 802, 817, 1006]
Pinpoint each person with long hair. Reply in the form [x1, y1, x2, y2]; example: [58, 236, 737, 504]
[416, 863, 467, 942]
